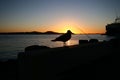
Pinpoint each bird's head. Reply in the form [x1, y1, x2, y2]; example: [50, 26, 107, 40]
[67, 30, 72, 34]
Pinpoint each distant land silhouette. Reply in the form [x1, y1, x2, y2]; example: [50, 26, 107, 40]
[0, 31, 69, 35]
[0, 31, 103, 35]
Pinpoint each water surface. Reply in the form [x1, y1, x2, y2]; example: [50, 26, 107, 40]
[0, 34, 113, 60]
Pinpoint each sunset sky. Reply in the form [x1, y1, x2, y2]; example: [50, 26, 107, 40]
[0, 0, 120, 34]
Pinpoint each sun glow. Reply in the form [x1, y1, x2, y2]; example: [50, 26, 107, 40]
[37, 19, 104, 34]
[67, 40, 70, 45]
[59, 25, 81, 34]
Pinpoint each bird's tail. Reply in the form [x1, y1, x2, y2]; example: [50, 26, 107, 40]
[51, 39, 56, 41]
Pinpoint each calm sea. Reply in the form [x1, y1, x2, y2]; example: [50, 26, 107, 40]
[0, 34, 113, 60]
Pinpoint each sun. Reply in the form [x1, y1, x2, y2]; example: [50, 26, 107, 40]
[60, 25, 80, 34]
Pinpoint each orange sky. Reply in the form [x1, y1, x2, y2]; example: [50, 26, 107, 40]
[0, 0, 118, 34]
[0, 24, 105, 34]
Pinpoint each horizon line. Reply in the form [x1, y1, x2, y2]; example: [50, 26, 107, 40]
[0, 31, 104, 34]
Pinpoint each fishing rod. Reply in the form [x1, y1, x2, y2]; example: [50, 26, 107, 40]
[74, 26, 92, 39]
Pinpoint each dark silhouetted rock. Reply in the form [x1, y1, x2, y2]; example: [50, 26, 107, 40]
[89, 39, 98, 43]
[18, 42, 113, 80]
[106, 23, 120, 36]
[108, 38, 120, 48]
[79, 40, 88, 44]
[25, 45, 50, 52]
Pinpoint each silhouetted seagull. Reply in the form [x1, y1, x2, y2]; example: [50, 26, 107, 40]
[51, 30, 72, 46]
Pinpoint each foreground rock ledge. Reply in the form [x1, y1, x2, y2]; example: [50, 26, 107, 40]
[18, 42, 116, 80]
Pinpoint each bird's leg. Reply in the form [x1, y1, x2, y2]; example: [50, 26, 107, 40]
[63, 42, 66, 47]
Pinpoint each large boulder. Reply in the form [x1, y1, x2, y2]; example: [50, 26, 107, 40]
[79, 40, 88, 44]
[25, 45, 50, 52]
[108, 38, 120, 48]
[89, 39, 99, 43]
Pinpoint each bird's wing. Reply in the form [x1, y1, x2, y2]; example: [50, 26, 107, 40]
[54, 34, 67, 41]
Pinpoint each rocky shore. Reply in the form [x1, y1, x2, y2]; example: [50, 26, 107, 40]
[0, 59, 17, 80]
[1, 38, 119, 80]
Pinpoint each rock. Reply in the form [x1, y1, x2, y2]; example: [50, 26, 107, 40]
[79, 40, 88, 44]
[25, 45, 50, 52]
[108, 38, 120, 48]
[89, 39, 98, 43]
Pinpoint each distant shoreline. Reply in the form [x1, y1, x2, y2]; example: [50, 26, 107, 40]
[0, 31, 103, 35]
[0, 31, 60, 34]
